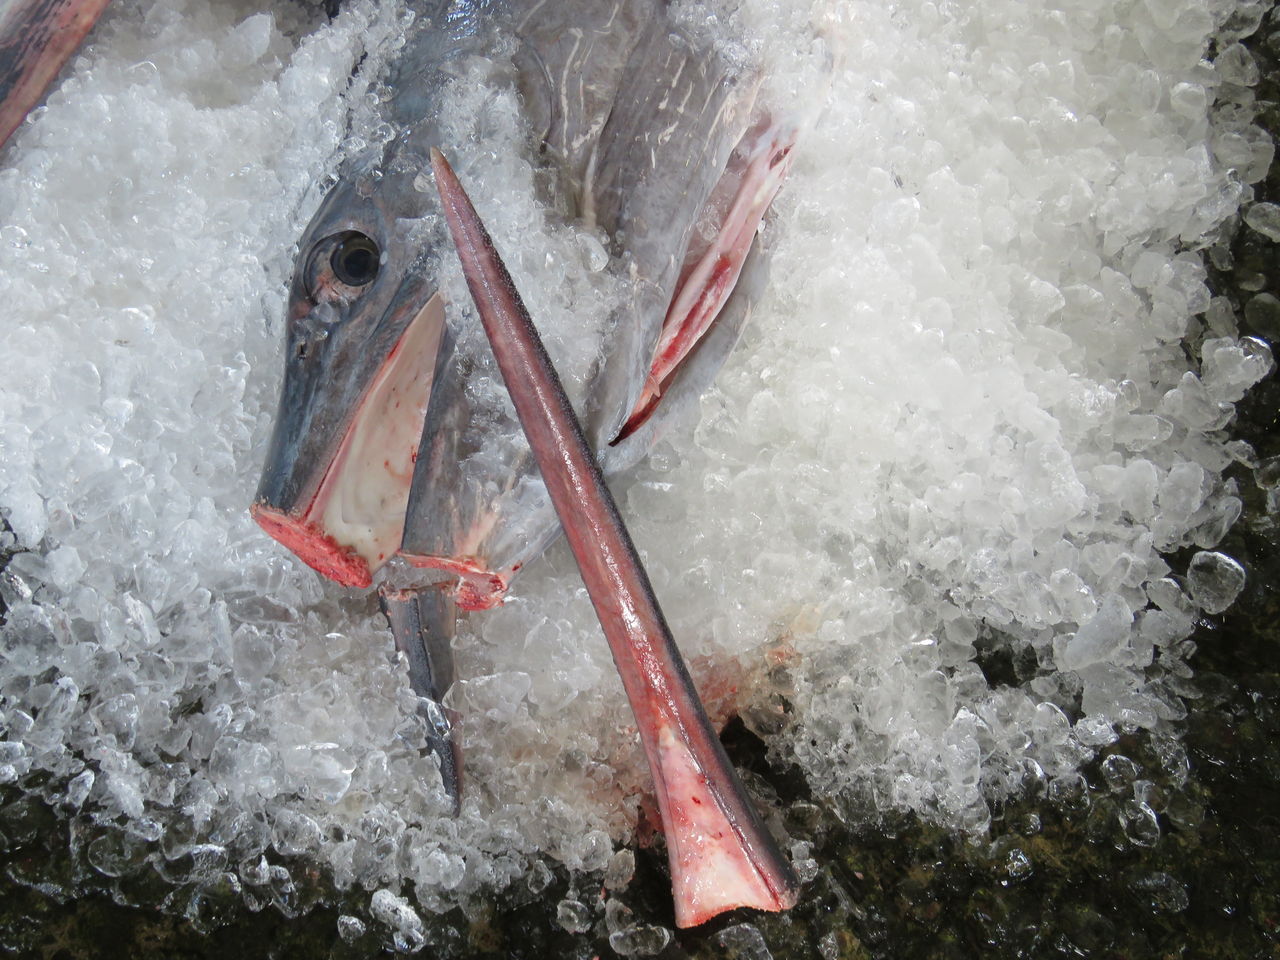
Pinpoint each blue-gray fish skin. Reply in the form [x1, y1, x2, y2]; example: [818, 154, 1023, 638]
[397, 1, 793, 609]
[253, 0, 796, 602]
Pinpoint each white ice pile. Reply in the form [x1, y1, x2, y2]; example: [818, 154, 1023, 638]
[0, 0, 1273, 937]
[643, 0, 1276, 832]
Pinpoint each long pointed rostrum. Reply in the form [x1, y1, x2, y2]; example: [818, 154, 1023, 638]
[0, 0, 111, 150]
[429, 148, 800, 927]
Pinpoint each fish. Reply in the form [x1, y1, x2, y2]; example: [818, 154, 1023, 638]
[251, 0, 803, 923]
[430, 144, 798, 927]
[253, 0, 794, 598]
[0, 0, 112, 151]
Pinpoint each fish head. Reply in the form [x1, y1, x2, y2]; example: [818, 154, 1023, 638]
[253, 153, 447, 589]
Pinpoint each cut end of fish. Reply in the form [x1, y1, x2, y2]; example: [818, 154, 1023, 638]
[0, 0, 112, 150]
[656, 720, 799, 927]
[254, 293, 446, 587]
[399, 552, 510, 611]
[250, 505, 374, 587]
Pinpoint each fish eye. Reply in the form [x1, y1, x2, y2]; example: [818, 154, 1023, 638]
[330, 232, 380, 287]
[303, 230, 383, 303]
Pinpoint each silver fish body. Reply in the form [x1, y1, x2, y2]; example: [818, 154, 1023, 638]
[396, 1, 792, 608]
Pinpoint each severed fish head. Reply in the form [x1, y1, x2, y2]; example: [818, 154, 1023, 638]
[253, 0, 814, 600]
[252, 153, 447, 589]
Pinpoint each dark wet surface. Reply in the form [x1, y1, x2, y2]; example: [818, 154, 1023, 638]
[3, 12, 1280, 960]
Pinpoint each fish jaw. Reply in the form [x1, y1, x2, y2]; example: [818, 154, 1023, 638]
[252, 292, 446, 587]
[431, 148, 800, 925]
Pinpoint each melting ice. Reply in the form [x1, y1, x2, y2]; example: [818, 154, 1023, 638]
[0, 0, 1274, 936]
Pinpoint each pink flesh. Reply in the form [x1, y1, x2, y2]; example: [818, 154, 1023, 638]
[253, 295, 445, 587]
[401, 553, 510, 611]
[250, 504, 372, 588]
[0, 0, 111, 150]
[431, 148, 799, 927]
[617, 120, 798, 441]
[654, 721, 782, 925]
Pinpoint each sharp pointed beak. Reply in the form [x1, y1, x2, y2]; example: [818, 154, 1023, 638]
[428, 147, 801, 927]
[0, 0, 111, 150]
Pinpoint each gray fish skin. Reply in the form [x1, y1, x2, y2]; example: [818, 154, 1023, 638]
[252, 0, 795, 807]
[398, 0, 776, 608]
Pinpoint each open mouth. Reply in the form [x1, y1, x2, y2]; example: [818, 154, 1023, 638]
[252, 293, 447, 588]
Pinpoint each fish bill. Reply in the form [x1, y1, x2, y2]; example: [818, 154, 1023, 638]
[0, 0, 111, 150]
[431, 147, 800, 926]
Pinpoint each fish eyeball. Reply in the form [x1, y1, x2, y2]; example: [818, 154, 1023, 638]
[330, 232, 380, 287]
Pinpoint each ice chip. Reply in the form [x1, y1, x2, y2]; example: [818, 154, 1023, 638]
[272, 809, 321, 857]
[1074, 716, 1118, 747]
[1056, 595, 1133, 672]
[604, 848, 636, 890]
[1244, 201, 1280, 242]
[65, 769, 95, 809]
[1201, 337, 1275, 402]
[609, 923, 673, 957]
[1214, 43, 1260, 87]
[232, 627, 277, 681]
[371, 888, 425, 952]
[556, 898, 593, 934]
[716, 922, 775, 960]
[337, 915, 366, 943]
[1101, 754, 1140, 792]
[1186, 551, 1246, 614]
[43, 545, 86, 590]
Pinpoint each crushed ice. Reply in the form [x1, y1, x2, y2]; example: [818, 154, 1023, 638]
[0, 0, 1274, 934]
